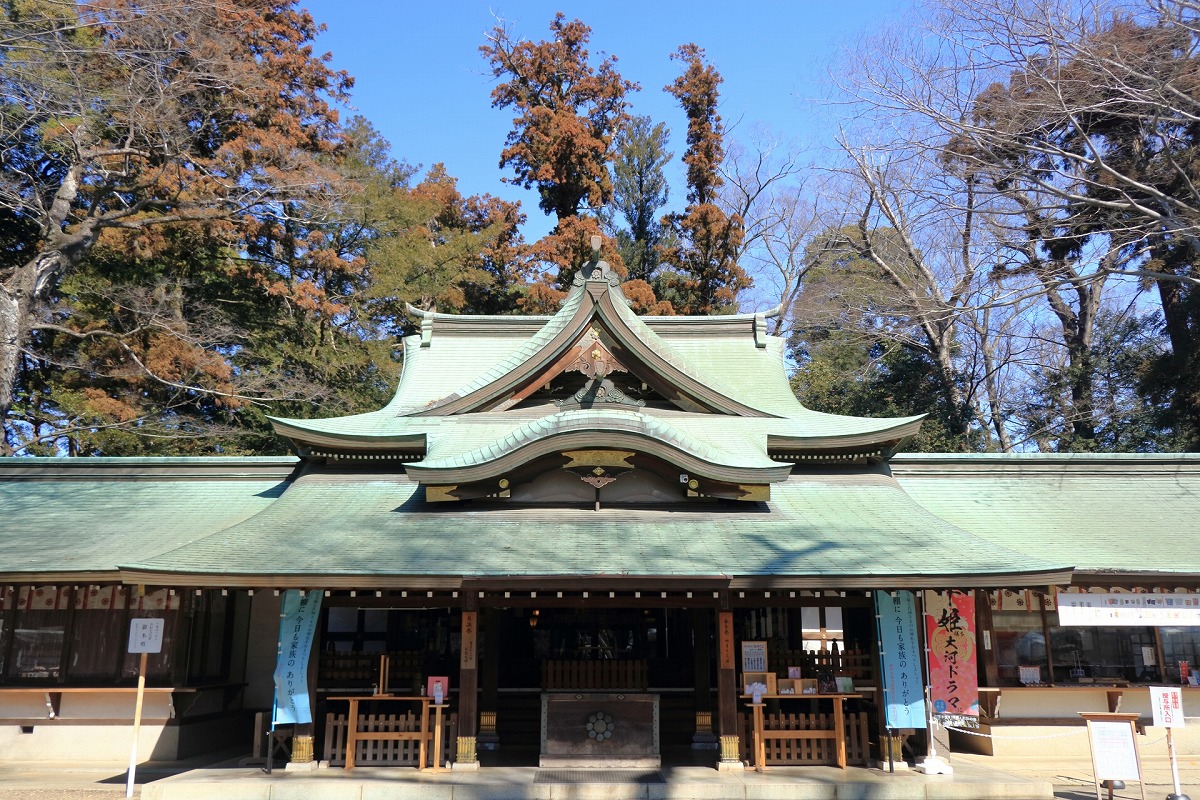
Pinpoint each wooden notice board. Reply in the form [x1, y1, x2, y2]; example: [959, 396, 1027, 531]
[1080, 712, 1146, 800]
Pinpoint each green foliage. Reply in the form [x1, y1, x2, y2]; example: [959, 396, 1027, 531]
[607, 115, 671, 284]
[791, 332, 983, 452]
[659, 45, 749, 315]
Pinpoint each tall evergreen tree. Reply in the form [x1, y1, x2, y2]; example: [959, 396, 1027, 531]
[608, 116, 672, 284]
[660, 44, 750, 315]
[0, 0, 354, 453]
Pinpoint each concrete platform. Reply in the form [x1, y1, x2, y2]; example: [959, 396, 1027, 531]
[5, 749, 1199, 800]
[135, 759, 1055, 800]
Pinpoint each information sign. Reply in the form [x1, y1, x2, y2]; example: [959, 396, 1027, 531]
[740, 640, 767, 673]
[1150, 686, 1185, 728]
[1087, 720, 1142, 781]
[127, 618, 164, 654]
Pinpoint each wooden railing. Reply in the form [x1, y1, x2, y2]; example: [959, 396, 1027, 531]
[541, 659, 648, 691]
[738, 709, 870, 766]
[323, 710, 457, 767]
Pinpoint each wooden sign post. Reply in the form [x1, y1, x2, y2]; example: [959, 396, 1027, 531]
[1080, 712, 1146, 800]
[126, 618, 164, 798]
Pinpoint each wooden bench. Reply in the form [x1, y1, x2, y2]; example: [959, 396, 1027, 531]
[0, 686, 179, 722]
[0, 683, 245, 723]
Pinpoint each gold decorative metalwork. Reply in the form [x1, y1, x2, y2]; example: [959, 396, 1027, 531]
[457, 735, 478, 764]
[719, 734, 741, 763]
[561, 450, 636, 469]
[425, 485, 459, 503]
[291, 734, 315, 763]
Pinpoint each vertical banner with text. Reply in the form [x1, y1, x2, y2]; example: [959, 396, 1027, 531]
[272, 589, 323, 726]
[924, 590, 979, 727]
[875, 591, 925, 728]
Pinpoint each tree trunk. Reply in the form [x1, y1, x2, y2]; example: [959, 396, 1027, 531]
[0, 274, 34, 445]
[1, 249, 75, 448]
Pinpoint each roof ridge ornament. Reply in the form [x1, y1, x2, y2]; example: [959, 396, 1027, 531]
[572, 235, 623, 295]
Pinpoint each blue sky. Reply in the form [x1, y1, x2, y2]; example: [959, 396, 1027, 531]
[300, 1, 909, 240]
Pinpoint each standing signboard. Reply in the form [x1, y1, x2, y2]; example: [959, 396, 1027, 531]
[874, 591, 924, 729]
[923, 590, 979, 727]
[125, 617, 164, 798]
[1150, 686, 1187, 800]
[1081, 712, 1146, 800]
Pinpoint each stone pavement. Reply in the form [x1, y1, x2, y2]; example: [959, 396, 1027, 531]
[0, 751, 1195, 800]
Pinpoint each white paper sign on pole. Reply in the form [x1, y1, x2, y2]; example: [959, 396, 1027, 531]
[127, 618, 164, 654]
[1150, 686, 1185, 728]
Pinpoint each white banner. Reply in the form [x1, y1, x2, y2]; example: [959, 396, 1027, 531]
[272, 590, 323, 726]
[1057, 592, 1200, 626]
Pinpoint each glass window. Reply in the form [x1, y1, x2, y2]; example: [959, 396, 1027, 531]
[1159, 627, 1200, 682]
[7, 607, 68, 681]
[992, 609, 1047, 685]
[6, 587, 70, 682]
[1046, 625, 1159, 683]
[187, 591, 230, 683]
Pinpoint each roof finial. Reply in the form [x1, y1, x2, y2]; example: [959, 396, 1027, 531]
[590, 235, 602, 256]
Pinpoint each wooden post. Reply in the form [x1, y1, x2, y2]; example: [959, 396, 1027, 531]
[691, 608, 716, 748]
[977, 589, 999, 688]
[716, 593, 740, 767]
[457, 605, 479, 766]
[125, 651, 148, 798]
[478, 607, 500, 751]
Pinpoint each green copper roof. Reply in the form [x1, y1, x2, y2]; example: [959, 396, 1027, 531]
[269, 260, 924, 460]
[891, 453, 1200, 577]
[405, 409, 792, 484]
[119, 467, 1070, 589]
[0, 457, 296, 579]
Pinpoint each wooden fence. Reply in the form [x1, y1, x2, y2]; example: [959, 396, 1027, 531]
[737, 709, 871, 766]
[323, 711, 457, 767]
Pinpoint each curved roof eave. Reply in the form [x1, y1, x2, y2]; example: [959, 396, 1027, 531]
[268, 415, 427, 452]
[404, 409, 792, 485]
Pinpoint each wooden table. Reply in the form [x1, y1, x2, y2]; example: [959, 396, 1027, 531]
[327, 695, 447, 771]
[743, 693, 860, 771]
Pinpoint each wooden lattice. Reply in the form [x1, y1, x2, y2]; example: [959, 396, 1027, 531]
[737, 710, 871, 766]
[323, 711, 457, 767]
[541, 659, 648, 690]
[768, 647, 874, 681]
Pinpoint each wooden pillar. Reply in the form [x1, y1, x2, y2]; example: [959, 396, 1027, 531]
[716, 593, 740, 768]
[456, 598, 479, 767]
[691, 608, 717, 749]
[977, 589, 999, 688]
[478, 607, 500, 751]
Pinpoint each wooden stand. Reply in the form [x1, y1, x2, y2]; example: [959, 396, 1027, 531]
[1080, 712, 1147, 800]
[744, 693, 859, 771]
[328, 695, 446, 771]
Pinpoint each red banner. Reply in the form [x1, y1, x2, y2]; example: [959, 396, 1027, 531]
[924, 590, 978, 722]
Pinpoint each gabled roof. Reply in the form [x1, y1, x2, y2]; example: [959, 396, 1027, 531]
[268, 250, 924, 471]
